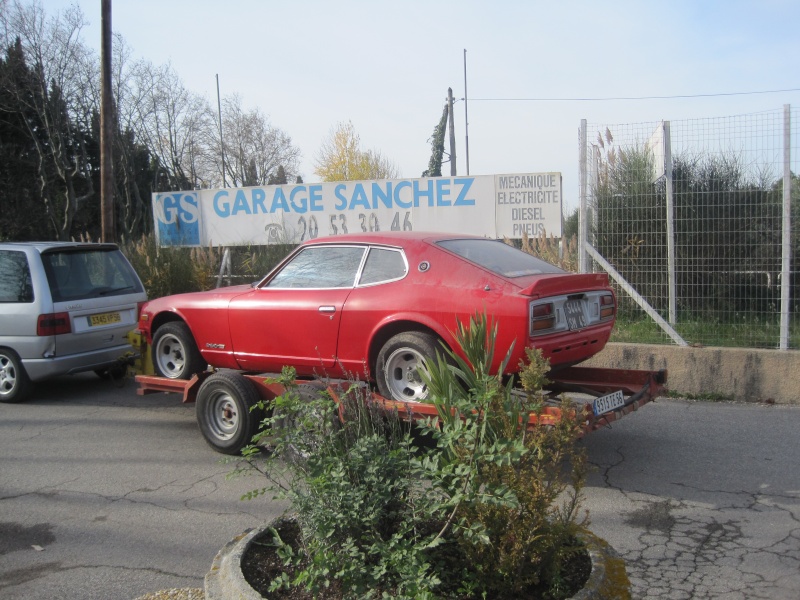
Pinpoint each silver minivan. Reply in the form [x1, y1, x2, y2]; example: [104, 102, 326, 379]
[0, 242, 147, 402]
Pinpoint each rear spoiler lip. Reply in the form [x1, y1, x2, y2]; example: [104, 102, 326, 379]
[518, 272, 611, 298]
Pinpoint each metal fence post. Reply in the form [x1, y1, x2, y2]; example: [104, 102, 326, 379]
[780, 105, 792, 350]
[664, 121, 677, 325]
[579, 119, 588, 274]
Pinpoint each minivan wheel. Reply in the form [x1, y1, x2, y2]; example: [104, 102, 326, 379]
[0, 349, 32, 403]
[152, 322, 207, 380]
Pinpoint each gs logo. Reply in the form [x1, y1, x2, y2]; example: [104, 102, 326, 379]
[154, 193, 201, 246]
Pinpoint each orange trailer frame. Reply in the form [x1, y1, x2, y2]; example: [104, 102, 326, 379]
[136, 366, 667, 452]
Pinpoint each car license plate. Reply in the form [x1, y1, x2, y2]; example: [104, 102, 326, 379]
[564, 300, 586, 330]
[592, 390, 625, 416]
[88, 311, 122, 327]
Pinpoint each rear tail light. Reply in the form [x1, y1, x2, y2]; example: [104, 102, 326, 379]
[37, 312, 71, 336]
[530, 302, 556, 336]
[600, 294, 615, 320]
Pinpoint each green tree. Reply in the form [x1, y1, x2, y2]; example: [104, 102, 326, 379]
[0, 37, 49, 239]
[1, 2, 97, 240]
[422, 102, 448, 177]
[592, 133, 786, 321]
[267, 165, 288, 185]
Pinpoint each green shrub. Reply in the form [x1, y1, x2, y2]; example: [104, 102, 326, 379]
[238, 314, 589, 599]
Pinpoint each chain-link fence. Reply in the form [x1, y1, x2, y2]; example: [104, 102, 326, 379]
[579, 106, 798, 350]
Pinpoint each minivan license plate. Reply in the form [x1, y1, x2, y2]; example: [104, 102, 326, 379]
[592, 390, 625, 416]
[89, 311, 121, 327]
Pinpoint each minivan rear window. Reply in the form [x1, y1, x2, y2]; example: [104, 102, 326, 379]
[42, 249, 145, 302]
[0, 250, 34, 303]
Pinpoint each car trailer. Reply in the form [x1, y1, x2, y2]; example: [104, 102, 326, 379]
[134, 366, 667, 455]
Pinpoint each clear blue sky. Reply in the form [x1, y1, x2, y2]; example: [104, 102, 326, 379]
[43, 0, 800, 209]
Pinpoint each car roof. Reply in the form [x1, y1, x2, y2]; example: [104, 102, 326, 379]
[0, 241, 120, 253]
[300, 231, 487, 247]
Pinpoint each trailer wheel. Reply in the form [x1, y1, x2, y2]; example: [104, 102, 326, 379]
[152, 322, 206, 380]
[196, 371, 263, 455]
[375, 332, 439, 402]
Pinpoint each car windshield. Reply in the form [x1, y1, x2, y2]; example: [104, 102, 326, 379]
[436, 239, 565, 277]
[42, 249, 144, 302]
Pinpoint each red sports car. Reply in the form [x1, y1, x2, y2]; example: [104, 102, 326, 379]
[137, 232, 615, 402]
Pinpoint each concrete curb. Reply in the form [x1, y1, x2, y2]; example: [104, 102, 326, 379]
[574, 531, 631, 600]
[204, 526, 263, 600]
[204, 523, 629, 599]
[583, 343, 800, 404]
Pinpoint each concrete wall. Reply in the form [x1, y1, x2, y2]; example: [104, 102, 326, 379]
[582, 343, 800, 405]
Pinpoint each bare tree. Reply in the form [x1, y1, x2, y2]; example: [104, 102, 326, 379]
[204, 94, 300, 188]
[1, 0, 305, 243]
[125, 60, 213, 192]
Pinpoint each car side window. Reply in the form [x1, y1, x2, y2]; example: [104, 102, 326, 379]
[266, 246, 366, 289]
[0, 250, 34, 303]
[358, 248, 407, 286]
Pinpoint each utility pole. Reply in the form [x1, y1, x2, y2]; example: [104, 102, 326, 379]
[216, 74, 227, 187]
[463, 49, 470, 176]
[100, 0, 115, 241]
[447, 88, 457, 176]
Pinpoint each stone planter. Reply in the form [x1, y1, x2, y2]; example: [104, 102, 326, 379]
[205, 521, 630, 600]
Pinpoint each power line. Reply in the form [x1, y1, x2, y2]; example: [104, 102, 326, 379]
[470, 87, 800, 102]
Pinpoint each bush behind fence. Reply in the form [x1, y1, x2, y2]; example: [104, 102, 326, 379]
[581, 107, 799, 349]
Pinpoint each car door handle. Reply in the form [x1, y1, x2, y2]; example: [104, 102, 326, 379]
[318, 306, 336, 314]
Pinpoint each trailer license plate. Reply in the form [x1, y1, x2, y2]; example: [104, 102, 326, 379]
[88, 311, 121, 327]
[564, 300, 586, 330]
[592, 390, 625, 416]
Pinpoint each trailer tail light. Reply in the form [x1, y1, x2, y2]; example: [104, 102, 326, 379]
[37, 312, 71, 336]
[600, 294, 615, 320]
[530, 302, 556, 336]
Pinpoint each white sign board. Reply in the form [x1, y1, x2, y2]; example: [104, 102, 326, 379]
[152, 173, 562, 247]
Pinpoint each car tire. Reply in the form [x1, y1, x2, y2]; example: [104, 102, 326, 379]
[375, 332, 440, 402]
[0, 348, 32, 404]
[196, 371, 263, 455]
[152, 321, 207, 380]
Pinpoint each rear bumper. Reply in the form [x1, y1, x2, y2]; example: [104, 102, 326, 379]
[530, 324, 613, 368]
[22, 343, 136, 381]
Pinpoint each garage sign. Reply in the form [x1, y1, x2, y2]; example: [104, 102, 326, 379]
[152, 173, 561, 247]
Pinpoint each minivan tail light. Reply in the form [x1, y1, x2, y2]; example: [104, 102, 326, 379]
[38, 312, 71, 336]
[136, 301, 146, 320]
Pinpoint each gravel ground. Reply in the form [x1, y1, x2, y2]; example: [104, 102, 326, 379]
[133, 589, 204, 600]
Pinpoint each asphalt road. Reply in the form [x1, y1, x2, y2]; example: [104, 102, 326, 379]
[1, 373, 798, 599]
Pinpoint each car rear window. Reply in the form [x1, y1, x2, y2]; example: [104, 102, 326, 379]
[436, 239, 565, 277]
[42, 248, 145, 302]
[0, 250, 34, 303]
